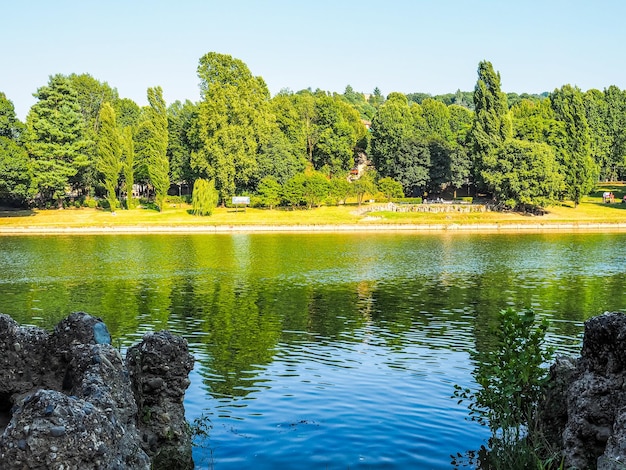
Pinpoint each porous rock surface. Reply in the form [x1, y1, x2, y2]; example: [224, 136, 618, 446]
[540, 311, 626, 469]
[0, 312, 194, 470]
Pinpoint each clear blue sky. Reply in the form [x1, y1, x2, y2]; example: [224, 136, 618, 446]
[3, 0, 625, 119]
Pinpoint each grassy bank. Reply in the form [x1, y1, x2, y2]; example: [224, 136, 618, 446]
[2, 184, 626, 232]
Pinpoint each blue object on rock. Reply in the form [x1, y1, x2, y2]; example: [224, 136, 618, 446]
[93, 322, 111, 345]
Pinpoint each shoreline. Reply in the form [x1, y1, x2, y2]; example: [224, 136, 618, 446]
[2, 222, 626, 235]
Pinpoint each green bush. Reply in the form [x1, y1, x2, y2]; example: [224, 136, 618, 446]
[192, 179, 219, 216]
[453, 308, 556, 469]
[392, 197, 423, 204]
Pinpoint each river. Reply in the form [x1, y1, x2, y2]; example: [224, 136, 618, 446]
[1, 232, 625, 468]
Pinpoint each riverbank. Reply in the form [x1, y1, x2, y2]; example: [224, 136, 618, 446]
[3, 221, 626, 235]
[2, 195, 626, 234]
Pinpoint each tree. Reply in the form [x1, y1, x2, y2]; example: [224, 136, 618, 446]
[192, 52, 270, 202]
[257, 176, 282, 209]
[25, 74, 90, 206]
[191, 178, 218, 216]
[469, 61, 512, 191]
[311, 95, 365, 176]
[551, 85, 596, 206]
[167, 100, 196, 196]
[0, 137, 31, 205]
[603, 86, 626, 180]
[0, 92, 30, 205]
[351, 170, 377, 206]
[369, 93, 416, 178]
[378, 177, 404, 201]
[328, 176, 351, 205]
[301, 171, 329, 209]
[136, 86, 169, 211]
[96, 102, 122, 210]
[0, 92, 25, 140]
[120, 126, 135, 209]
[481, 139, 564, 209]
[390, 138, 431, 196]
[282, 173, 305, 209]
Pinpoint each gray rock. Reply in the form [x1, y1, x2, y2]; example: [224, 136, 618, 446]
[0, 312, 195, 469]
[127, 331, 195, 470]
[539, 312, 626, 469]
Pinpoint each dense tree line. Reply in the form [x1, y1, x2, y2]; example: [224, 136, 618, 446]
[1, 54, 625, 211]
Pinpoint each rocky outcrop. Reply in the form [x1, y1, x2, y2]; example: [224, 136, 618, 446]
[540, 312, 626, 469]
[0, 312, 194, 470]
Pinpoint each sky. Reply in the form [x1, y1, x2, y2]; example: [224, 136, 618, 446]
[2, 0, 626, 120]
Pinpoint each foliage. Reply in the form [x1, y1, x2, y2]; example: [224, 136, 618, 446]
[351, 170, 377, 206]
[191, 178, 218, 216]
[282, 173, 305, 208]
[0, 92, 25, 140]
[0, 136, 32, 204]
[136, 86, 169, 211]
[551, 85, 596, 206]
[25, 74, 91, 206]
[96, 102, 122, 211]
[327, 176, 351, 205]
[192, 52, 270, 201]
[257, 176, 282, 209]
[301, 171, 329, 209]
[453, 308, 555, 469]
[120, 126, 135, 209]
[481, 139, 564, 210]
[378, 177, 404, 201]
[470, 61, 512, 192]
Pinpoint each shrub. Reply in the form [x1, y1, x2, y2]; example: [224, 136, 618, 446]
[192, 179, 219, 216]
[453, 308, 555, 469]
[393, 197, 423, 204]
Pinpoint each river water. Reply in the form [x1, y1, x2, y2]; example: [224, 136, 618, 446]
[1, 232, 625, 468]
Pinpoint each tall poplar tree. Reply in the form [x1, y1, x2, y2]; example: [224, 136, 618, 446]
[551, 85, 596, 206]
[25, 75, 89, 206]
[469, 61, 512, 191]
[120, 126, 135, 209]
[136, 86, 169, 211]
[96, 102, 122, 210]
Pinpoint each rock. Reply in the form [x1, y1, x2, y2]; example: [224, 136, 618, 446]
[539, 312, 626, 469]
[0, 312, 195, 469]
[127, 331, 195, 470]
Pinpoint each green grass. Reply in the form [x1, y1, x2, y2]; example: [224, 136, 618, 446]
[2, 184, 626, 230]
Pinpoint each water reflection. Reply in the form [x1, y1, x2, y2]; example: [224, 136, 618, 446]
[0, 233, 625, 467]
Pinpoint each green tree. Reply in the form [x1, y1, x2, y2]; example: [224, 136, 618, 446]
[96, 102, 122, 210]
[328, 176, 351, 205]
[369, 93, 416, 178]
[351, 170, 377, 206]
[469, 61, 512, 191]
[191, 178, 218, 216]
[391, 138, 431, 196]
[481, 139, 564, 209]
[120, 126, 135, 209]
[0, 137, 31, 205]
[378, 176, 404, 201]
[0, 92, 30, 205]
[603, 86, 626, 180]
[257, 176, 282, 209]
[136, 86, 169, 211]
[167, 100, 197, 196]
[551, 84, 596, 206]
[312, 95, 366, 176]
[25, 74, 90, 206]
[282, 173, 305, 209]
[0, 92, 25, 140]
[301, 171, 329, 209]
[192, 52, 270, 202]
